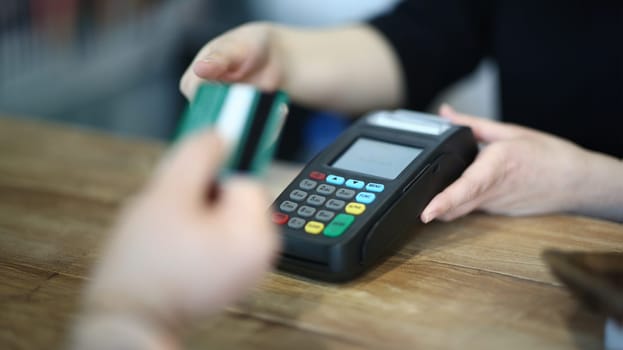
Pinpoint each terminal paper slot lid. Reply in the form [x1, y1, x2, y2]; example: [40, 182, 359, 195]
[366, 110, 451, 136]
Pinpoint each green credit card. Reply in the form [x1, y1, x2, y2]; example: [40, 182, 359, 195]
[177, 83, 289, 176]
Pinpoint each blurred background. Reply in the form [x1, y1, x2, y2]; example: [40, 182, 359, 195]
[0, 0, 498, 162]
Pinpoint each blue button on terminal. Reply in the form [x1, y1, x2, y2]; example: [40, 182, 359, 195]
[365, 183, 384, 192]
[345, 179, 365, 189]
[356, 192, 376, 204]
[326, 174, 345, 185]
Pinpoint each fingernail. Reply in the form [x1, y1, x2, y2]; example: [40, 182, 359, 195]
[422, 211, 436, 224]
[440, 103, 455, 115]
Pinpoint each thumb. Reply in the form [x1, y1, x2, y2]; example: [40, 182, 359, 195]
[149, 130, 226, 205]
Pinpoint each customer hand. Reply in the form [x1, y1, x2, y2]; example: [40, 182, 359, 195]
[73, 130, 279, 349]
[421, 105, 597, 222]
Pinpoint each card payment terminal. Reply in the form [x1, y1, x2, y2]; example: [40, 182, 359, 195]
[271, 110, 478, 282]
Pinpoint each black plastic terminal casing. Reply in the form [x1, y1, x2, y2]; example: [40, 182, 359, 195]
[274, 111, 478, 282]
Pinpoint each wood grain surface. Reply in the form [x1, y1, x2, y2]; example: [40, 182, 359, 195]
[0, 116, 621, 350]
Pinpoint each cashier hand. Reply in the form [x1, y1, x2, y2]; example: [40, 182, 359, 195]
[179, 22, 403, 113]
[179, 23, 282, 98]
[72, 131, 279, 350]
[421, 105, 623, 223]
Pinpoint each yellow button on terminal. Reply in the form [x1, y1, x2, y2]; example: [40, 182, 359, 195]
[305, 221, 325, 234]
[345, 202, 366, 215]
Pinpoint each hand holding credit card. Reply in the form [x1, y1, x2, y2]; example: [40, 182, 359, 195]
[177, 83, 289, 177]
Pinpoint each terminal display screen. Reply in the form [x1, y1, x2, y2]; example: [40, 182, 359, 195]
[331, 138, 422, 179]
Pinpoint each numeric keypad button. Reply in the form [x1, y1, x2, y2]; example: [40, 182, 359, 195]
[289, 189, 308, 202]
[315, 210, 335, 222]
[297, 205, 316, 218]
[325, 199, 346, 211]
[299, 179, 317, 190]
[287, 217, 306, 229]
[306, 194, 326, 206]
[316, 184, 336, 195]
[336, 188, 356, 200]
[279, 201, 298, 213]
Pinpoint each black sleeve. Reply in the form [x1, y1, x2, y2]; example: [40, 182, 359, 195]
[369, 0, 492, 110]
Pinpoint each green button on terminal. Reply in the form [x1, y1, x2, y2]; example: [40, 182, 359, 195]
[323, 214, 355, 237]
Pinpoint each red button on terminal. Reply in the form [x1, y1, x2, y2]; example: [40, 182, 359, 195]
[271, 212, 289, 225]
[309, 171, 326, 181]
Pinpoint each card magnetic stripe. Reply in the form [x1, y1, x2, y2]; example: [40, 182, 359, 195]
[236, 90, 285, 172]
[215, 85, 288, 174]
[249, 91, 288, 174]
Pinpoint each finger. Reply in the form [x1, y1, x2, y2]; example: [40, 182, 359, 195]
[149, 130, 226, 204]
[179, 66, 204, 101]
[434, 196, 484, 221]
[219, 177, 278, 246]
[438, 104, 523, 143]
[217, 177, 280, 266]
[218, 177, 272, 227]
[420, 177, 485, 223]
[179, 41, 248, 100]
[179, 52, 234, 101]
[192, 52, 234, 80]
[420, 152, 498, 223]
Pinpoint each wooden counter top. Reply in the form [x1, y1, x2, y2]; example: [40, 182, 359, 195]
[1, 116, 621, 349]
